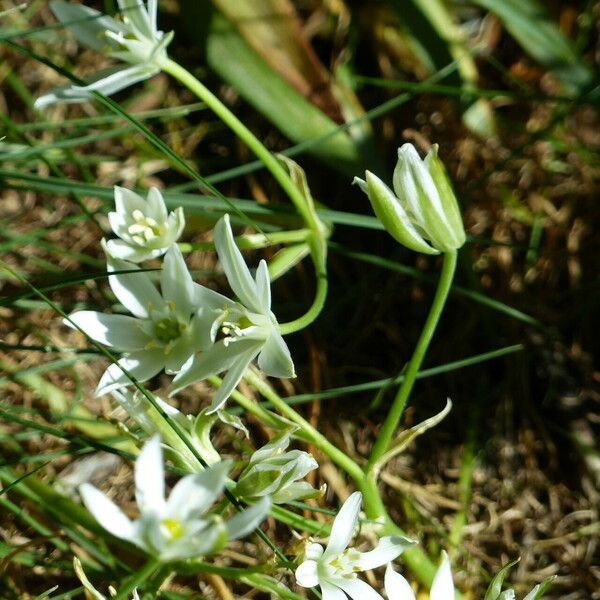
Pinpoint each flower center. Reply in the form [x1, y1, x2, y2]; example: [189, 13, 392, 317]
[220, 316, 253, 347]
[154, 317, 183, 344]
[128, 209, 166, 245]
[325, 549, 362, 578]
[160, 518, 184, 540]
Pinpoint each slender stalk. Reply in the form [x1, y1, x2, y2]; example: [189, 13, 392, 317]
[162, 58, 314, 230]
[365, 251, 457, 472]
[178, 229, 310, 253]
[243, 369, 365, 483]
[114, 557, 161, 600]
[162, 58, 328, 332]
[279, 271, 328, 335]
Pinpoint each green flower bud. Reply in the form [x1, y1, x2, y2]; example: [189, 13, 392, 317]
[354, 143, 466, 254]
[234, 431, 321, 504]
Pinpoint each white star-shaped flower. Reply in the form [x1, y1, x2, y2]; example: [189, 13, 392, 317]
[106, 186, 184, 263]
[295, 492, 416, 600]
[170, 214, 295, 412]
[35, 0, 173, 109]
[80, 435, 270, 562]
[67, 242, 216, 395]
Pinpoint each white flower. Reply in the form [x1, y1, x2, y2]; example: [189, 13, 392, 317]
[170, 214, 295, 412]
[354, 143, 465, 254]
[73, 557, 139, 600]
[67, 243, 214, 396]
[384, 551, 454, 600]
[34, 0, 172, 109]
[295, 492, 416, 600]
[80, 435, 271, 562]
[106, 186, 184, 262]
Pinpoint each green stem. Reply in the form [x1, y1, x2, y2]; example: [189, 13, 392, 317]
[243, 369, 364, 483]
[114, 557, 161, 600]
[279, 271, 328, 334]
[162, 58, 328, 332]
[178, 229, 310, 253]
[162, 58, 315, 230]
[365, 251, 457, 473]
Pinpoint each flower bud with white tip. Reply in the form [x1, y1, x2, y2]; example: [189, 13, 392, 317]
[234, 430, 321, 504]
[354, 143, 465, 254]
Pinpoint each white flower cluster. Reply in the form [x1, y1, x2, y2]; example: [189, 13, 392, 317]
[67, 184, 319, 568]
[68, 185, 294, 413]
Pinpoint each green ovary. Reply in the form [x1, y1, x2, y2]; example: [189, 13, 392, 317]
[154, 317, 183, 344]
[160, 518, 184, 540]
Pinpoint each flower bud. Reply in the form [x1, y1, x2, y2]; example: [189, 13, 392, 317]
[234, 431, 321, 504]
[354, 143, 465, 254]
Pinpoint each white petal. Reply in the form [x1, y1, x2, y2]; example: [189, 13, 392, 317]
[135, 435, 166, 515]
[324, 491, 362, 556]
[206, 343, 262, 413]
[95, 349, 165, 396]
[254, 259, 271, 312]
[188, 310, 219, 352]
[385, 565, 416, 600]
[295, 560, 320, 588]
[117, 0, 154, 40]
[161, 245, 196, 317]
[214, 214, 263, 314]
[321, 582, 348, 600]
[166, 460, 230, 521]
[105, 239, 163, 263]
[305, 542, 325, 561]
[50, 1, 124, 52]
[104, 242, 165, 318]
[147, 0, 158, 35]
[430, 551, 454, 600]
[114, 186, 146, 218]
[170, 338, 258, 397]
[80, 483, 135, 541]
[193, 284, 236, 313]
[145, 187, 168, 221]
[167, 207, 186, 242]
[66, 311, 148, 350]
[257, 330, 295, 378]
[76, 63, 158, 97]
[164, 336, 196, 374]
[34, 64, 153, 109]
[226, 496, 271, 540]
[353, 535, 416, 571]
[335, 578, 384, 600]
[396, 144, 446, 228]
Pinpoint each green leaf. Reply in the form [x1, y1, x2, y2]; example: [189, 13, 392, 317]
[371, 398, 452, 477]
[484, 558, 520, 600]
[204, 11, 367, 175]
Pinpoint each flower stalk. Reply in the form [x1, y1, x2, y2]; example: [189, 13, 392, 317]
[161, 57, 328, 331]
[113, 557, 161, 600]
[365, 251, 457, 473]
